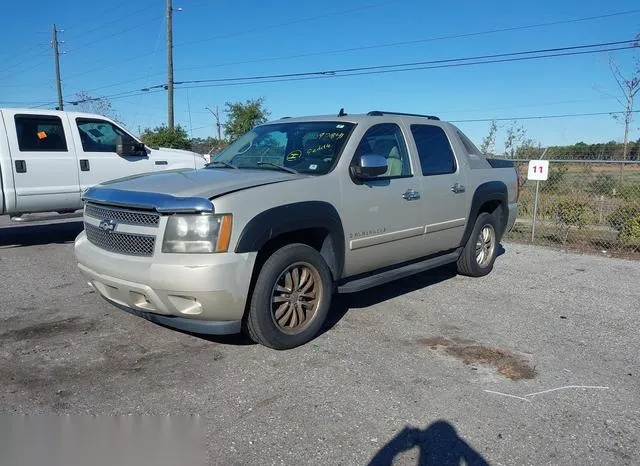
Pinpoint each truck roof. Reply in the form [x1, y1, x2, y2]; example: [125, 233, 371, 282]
[0, 107, 116, 122]
[260, 110, 450, 128]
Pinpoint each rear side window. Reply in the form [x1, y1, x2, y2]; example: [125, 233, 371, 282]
[410, 124, 456, 176]
[14, 115, 68, 152]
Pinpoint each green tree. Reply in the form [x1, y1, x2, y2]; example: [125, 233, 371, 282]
[140, 125, 191, 150]
[223, 97, 270, 142]
[503, 121, 534, 159]
[609, 41, 639, 161]
[479, 120, 497, 154]
[189, 137, 227, 155]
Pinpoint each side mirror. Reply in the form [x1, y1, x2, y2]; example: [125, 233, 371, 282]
[352, 154, 388, 179]
[116, 134, 144, 156]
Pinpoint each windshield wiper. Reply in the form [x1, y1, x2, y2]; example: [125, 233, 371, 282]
[256, 161, 299, 174]
[207, 160, 238, 169]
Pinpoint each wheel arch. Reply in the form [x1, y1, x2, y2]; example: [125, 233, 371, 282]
[235, 201, 345, 280]
[460, 181, 508, 246]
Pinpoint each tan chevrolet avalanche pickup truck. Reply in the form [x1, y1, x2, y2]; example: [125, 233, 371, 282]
[74, 110, 520, 349]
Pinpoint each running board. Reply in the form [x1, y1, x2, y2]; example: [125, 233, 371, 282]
[337, 248, 462, 294]
[10, 211, 83, 223]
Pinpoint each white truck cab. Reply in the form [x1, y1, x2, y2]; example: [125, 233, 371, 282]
[0, 108, 206, 221]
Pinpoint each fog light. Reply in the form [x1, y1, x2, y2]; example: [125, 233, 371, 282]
[168, 295, 203, 315]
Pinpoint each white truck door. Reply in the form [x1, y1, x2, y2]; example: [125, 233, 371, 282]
[340, 122, 426, 277]
[408, 123, 469, 254]
[71, 117, 154, 191]
[4, 111, 81, 214]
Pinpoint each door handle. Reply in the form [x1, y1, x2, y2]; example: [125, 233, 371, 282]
[402, 189, 421, 201]
[451, 183, 466, 193]
[155, 160, 168, 166]
[15, 160, 27, 173]
[80, 159, 90, 171]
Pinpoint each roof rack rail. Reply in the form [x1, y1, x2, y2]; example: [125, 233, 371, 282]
[367, 110, 440, 120]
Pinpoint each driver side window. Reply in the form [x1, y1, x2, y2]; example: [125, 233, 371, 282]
[352, 123, 411, 178]
[76, 118, 126, 153]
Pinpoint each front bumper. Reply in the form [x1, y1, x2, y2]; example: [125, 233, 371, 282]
[75, 231, 256, 335]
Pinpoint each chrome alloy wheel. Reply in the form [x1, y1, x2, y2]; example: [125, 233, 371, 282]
[475, 224, 496, 267]
[270, 262, 322, 334]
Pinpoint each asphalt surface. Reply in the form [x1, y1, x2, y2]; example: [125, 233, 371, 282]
[1, 216, 639, 465]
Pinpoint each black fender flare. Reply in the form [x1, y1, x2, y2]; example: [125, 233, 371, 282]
[460, 181, 508, 246]
[234, 201, 345, 278]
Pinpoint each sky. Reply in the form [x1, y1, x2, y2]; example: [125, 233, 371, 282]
[1, 0, 639, 151]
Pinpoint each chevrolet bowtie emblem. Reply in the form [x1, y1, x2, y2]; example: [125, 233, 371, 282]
[98, 219, 117, 233]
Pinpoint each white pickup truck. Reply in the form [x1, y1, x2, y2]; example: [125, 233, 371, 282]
[0, 108, 206, 221]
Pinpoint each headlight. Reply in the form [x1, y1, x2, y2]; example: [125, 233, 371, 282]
[162, 214, 232, 253]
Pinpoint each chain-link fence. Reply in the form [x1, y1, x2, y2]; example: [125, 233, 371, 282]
[503, 158, 640, 258]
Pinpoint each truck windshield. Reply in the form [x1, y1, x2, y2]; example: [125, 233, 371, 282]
[208, 121, 356, 175]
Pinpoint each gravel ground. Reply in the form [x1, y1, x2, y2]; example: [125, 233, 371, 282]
[1, 217, 639, 465]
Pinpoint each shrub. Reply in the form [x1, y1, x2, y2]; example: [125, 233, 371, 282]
[551, 199, 591, 244]
[607, 204, 640, 231]
[619, 215, 640, 243]
[588, 173, 616, 196]
[616, 184, 640, 201]
[541, 164, 568, 192]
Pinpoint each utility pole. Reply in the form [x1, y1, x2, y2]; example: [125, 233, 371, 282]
[166, 0, 174, 129]
[206, 106, 222, 140]
[51, 24, 63, 111]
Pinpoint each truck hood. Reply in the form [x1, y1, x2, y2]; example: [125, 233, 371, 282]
[97, 167, 302, 200]
[149, 147, 207, 167]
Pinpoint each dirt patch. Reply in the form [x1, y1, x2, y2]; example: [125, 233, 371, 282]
[420, 336, 536, 381]
[1, 317, 97, 341]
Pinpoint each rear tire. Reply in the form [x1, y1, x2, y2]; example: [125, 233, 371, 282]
[246, 243, 333, 350]
[457, 212, 499, 277]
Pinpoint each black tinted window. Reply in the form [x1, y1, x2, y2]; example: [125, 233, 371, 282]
[353, 123, 411, 178]
[15, 115, 68, 152]
[410, 124, 456, 176]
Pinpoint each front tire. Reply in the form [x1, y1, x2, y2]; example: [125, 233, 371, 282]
[246, 244, 333, 350]
[457, 212, 499, 277]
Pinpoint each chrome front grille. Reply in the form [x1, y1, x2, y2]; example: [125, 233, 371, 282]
[84, 202, 159, 257]
[85, 203, 160, 226]
[85, 224, 156, 256]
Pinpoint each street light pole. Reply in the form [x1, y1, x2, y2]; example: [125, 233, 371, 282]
[206, 106, 222, 140]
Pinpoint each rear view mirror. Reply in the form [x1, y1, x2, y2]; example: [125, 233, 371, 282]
[352, 154, 388, 179]
[116, 134, 144, 156]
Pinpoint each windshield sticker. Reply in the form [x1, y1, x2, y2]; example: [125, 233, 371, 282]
[37, 131, 47, 139]
[286, 150, 302, 161]
[309, 164, 318, 170]
[307, 143, 332, 156]
[318, 132, 345, 140]
[336, 124, 345, 128]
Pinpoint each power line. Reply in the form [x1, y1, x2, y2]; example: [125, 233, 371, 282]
[175, 1, 390, 49]
[0, 51, 50, 78]
[64, 39, 639, 104]
[64, 15, 164, 54]
[55, 8, 640, 90]
[173, 39, 638, 87]
[450, 110, 640, 123]
[1, 44, 50, 70]
[62, 0, 159, 35]
[177, 8, 640, 73]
